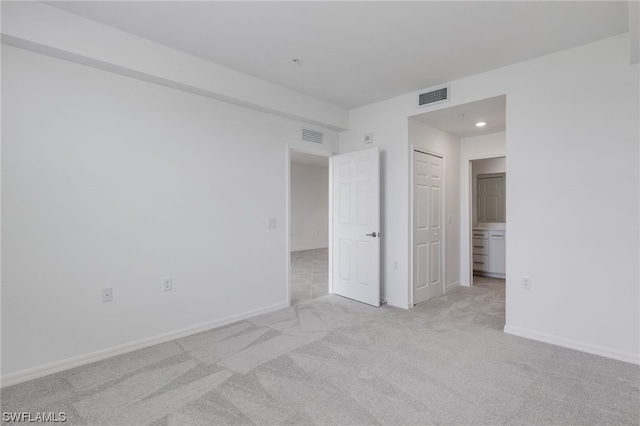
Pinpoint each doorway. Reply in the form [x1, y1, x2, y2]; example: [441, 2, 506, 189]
[288, 150, 330, 305]
[286, 146, 382, 308]
[469, 157, 507, 286]
[409, 94, 506, 297]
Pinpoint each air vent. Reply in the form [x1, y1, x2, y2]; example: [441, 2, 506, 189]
[302, 128, 324, 144]
[417, 85, 449, 108]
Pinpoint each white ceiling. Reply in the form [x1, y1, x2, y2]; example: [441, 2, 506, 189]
[48, 1, 629, 110]
[413, 95, 506, 139]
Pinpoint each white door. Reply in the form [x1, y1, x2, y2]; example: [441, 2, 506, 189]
[478, 175, 505, 222]
[331, 148, 380, 307]
[413, 151, 443, 305]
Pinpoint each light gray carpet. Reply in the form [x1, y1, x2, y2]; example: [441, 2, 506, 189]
[290, 248, 328, 305]
[1, 277, 638, 425]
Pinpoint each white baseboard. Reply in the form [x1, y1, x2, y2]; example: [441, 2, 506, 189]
[384, 298, 410, 309]
[1, 300, 290, 388]
[503, 325, 640, 365]
[445, 280, 460, 292]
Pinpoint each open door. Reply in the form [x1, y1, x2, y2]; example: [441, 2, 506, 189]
[331, 147, 380, 307]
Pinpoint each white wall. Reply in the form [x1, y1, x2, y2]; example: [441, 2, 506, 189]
[408, 119, 461, 293]
[1, 45, 338, 381]
[460, 132, 507, 160]
[341, 34, 639, 363]
[501, 35, 639, 363]
[290, 163, 329, 251]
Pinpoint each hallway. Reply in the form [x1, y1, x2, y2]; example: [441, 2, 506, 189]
[290, 248, 328, 305]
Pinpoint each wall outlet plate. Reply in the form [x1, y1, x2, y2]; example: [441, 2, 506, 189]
[163, 278, 172, 291]
[521, 276, 531, 289]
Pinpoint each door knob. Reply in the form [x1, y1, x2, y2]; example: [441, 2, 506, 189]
[366, 232, 378, 237]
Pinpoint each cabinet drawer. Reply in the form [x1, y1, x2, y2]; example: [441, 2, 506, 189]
[472, 239, 488, 255]
[489, 231, 505, 240]
[472, 230, 488, 239]
[473, 254, 488, 272]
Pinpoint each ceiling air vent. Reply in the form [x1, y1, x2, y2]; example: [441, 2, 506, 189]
[417, 85, 449, 108]
[302, 128, 324, 144]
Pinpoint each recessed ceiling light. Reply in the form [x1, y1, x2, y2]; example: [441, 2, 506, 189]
[475, 122, 487, 127]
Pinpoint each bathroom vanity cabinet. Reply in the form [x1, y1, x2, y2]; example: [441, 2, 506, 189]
[472, 229, 505, 278]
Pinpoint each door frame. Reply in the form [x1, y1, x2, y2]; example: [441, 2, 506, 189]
[409, 146, 446, 307]
[285, 144, 333, 306]
[462, 153, 506, 287]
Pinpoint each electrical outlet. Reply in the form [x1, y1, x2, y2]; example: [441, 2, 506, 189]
[393, 261, 399, 270]
[163, 277, 172, 291]
[102, 288, 113, 302]
[521, 276, 531, 290]
[267, 218, 277, 229]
